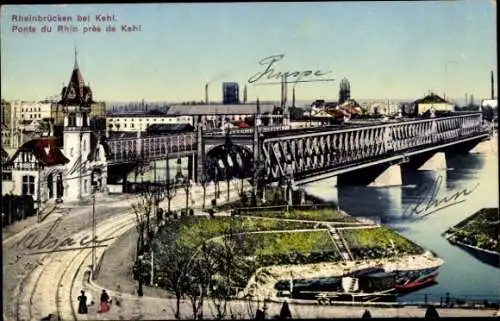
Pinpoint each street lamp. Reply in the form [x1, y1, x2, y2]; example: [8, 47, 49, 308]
[90, 181, 100, 277]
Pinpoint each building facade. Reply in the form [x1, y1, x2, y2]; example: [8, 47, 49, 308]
[414, 93, 455, 115]
[222, 82, 240, 104]
[106, 114, 194, 133]
[339, 78, 351, 105]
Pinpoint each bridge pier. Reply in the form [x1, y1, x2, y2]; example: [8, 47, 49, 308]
[337, 163, 402, 188]
[417, 152, 447, 171]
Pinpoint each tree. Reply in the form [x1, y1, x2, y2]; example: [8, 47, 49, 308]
[204, 225, 249, 320]
[131, 184, 164, 255]
[199, 171, 209, 210]
[164, 177, 177, 215]
[153, 232, 195, 320]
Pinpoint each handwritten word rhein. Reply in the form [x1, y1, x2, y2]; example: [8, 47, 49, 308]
[404, 175, 480, 220]
[248, 54, 333, 84]
[17, 218, 113, 255]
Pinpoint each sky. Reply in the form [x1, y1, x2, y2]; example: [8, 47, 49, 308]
[1, 1, 497, 103]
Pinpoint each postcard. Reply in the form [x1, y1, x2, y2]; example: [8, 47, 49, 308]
[1, 2, 498, 320]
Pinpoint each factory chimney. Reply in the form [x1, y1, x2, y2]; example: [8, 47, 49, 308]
[205, 83, 209, 104]
[292, 87, 296, 108]
[491, 71, 495, 99]
[243, 84, 248, 104]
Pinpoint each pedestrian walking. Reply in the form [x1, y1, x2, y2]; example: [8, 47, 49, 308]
[425, 305, 440, 319]
[77, 290, 88, 314]
[362, 309, 372, 318]
[98, 289, 110, 313]
[279, 300, 292, 319]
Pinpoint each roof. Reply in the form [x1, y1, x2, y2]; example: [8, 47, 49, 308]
[59, 54, 94, 107]
[231, 120, 251, 128]
[107, 131, 141, 139]
[145, 123, 194, 132]
[166, 103, 275, 115]
[414, 93, 448, 104]
[6, 137, 70, 167]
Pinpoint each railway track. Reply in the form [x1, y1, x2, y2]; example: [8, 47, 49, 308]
[14, 214, 136, 321]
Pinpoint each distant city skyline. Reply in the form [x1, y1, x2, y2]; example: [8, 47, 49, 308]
[1, 2, 497, 102]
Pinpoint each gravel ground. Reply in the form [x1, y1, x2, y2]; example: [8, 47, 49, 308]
[95, 225, 177, 299]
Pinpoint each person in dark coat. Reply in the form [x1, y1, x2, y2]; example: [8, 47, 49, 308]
[77, 291, 88, 314]
[255, 309, 265, 320]
[362, 309, 372, 318]
[279, 300, 292, 319]
[99, 289, 110, 313]
[425, 305, 440, 319]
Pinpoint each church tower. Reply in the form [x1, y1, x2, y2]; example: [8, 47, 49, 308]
[60, 48, 95, 202]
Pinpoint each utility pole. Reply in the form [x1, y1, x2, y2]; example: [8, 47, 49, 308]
[91, 186, 96, 276]
[150, 248, 154, 286]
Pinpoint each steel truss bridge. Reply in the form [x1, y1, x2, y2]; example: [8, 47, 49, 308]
[105, 113, 492, 186]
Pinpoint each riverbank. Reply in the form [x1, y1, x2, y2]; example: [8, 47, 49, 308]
[442, 207, 499, 268]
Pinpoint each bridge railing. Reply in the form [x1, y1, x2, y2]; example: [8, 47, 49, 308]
[203, 125, 292, 136]
[106, 133, 196, 163]
[260, 113, 489, 181]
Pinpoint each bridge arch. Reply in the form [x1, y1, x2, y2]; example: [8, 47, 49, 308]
[204, 143, 253, 181]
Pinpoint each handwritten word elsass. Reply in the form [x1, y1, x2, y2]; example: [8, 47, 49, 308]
[405, 175, 480, 219]
[17, 218, 114, 256]
[248, 54, 332, 84]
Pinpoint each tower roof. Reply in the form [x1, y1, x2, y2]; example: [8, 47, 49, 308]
[59, 48, 94, 107]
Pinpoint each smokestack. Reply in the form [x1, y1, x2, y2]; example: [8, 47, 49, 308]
[205, 83, 208, 104]
[281, 74, 288, 107]
[465, 93, 468, 106]
[491, 71, 495, 99]
[243, 85, 247, 104]
[292, 87, 296, 108]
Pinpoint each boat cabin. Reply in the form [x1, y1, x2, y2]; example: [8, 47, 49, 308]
[358, 272, 397, 293]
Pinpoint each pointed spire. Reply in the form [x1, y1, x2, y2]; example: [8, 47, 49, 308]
[74, 46, 79, 70]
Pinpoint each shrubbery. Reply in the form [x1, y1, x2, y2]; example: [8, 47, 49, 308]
[2, 194, 36, 226]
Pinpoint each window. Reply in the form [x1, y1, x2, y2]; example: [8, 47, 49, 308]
[22, 175, 35, 195]
[2, 172, 12, 180]
[68, 113, 77, 127]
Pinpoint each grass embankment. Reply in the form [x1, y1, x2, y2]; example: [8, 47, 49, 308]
[445, 208, 499, 253]
[141, 208, 426, 294]
[340, 226, 425, 260]
[235, 207, 359, 223]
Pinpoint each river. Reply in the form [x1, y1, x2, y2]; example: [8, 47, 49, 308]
[304, 137, 499, 303]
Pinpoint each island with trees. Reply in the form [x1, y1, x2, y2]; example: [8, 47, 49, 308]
[443, 208, 499, 268]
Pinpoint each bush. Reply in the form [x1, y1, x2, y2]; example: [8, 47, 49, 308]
[173, 211, 178, 220]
